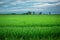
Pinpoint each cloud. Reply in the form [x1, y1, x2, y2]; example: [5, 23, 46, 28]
[10, 0, 29, 5]
[0, 2, 60, 11]
[0, 0, 60, 5]
[21, 0, 60, 3]
[0, 0, 60, 13]
[9, 0, 60, 6]
[31, 2, 60, 8]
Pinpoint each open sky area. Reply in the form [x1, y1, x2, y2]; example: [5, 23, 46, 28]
[0, 0, 60, 14]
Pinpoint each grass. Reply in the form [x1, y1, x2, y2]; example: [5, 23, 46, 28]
[0, 15, 60, 40]
[0, 27, 60, 40]
[0, 15, 60, 27]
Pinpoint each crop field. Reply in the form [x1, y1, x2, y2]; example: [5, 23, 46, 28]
[0, 15, 60, 40]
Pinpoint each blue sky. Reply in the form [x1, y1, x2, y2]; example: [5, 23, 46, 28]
[0, 0, 60, 14]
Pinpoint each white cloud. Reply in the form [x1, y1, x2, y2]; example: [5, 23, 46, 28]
[31, 2, 60, 8]
[29, 0, 59, 2]
[10, 0, 30, 5]
[9, 0, 60, 6]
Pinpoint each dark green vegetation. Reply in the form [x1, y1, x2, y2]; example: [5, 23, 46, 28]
[0, 15, 60, 40]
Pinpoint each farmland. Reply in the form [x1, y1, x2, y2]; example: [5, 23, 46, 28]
[0, 15, 60, 40]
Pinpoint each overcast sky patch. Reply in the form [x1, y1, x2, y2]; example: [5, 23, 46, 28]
[0, 0, 60, 14]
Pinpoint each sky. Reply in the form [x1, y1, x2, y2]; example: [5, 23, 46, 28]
[0, 0, 60, 14]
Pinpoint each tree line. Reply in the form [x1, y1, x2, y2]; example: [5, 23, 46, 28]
[0, 11, 51, 15]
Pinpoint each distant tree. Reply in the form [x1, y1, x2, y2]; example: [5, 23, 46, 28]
[39, 12, 42, 15]
[21, 11, 32, 15]
[21, 12, 30, 15]
[33, 11, 35, 15]
[11, 13, 16, 15]
[27, 11, 31, 15]
[49, 12, 51, 15]
[25, 13, 28, 15]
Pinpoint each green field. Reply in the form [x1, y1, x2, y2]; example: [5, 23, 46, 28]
[0, 15, 60, 40]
